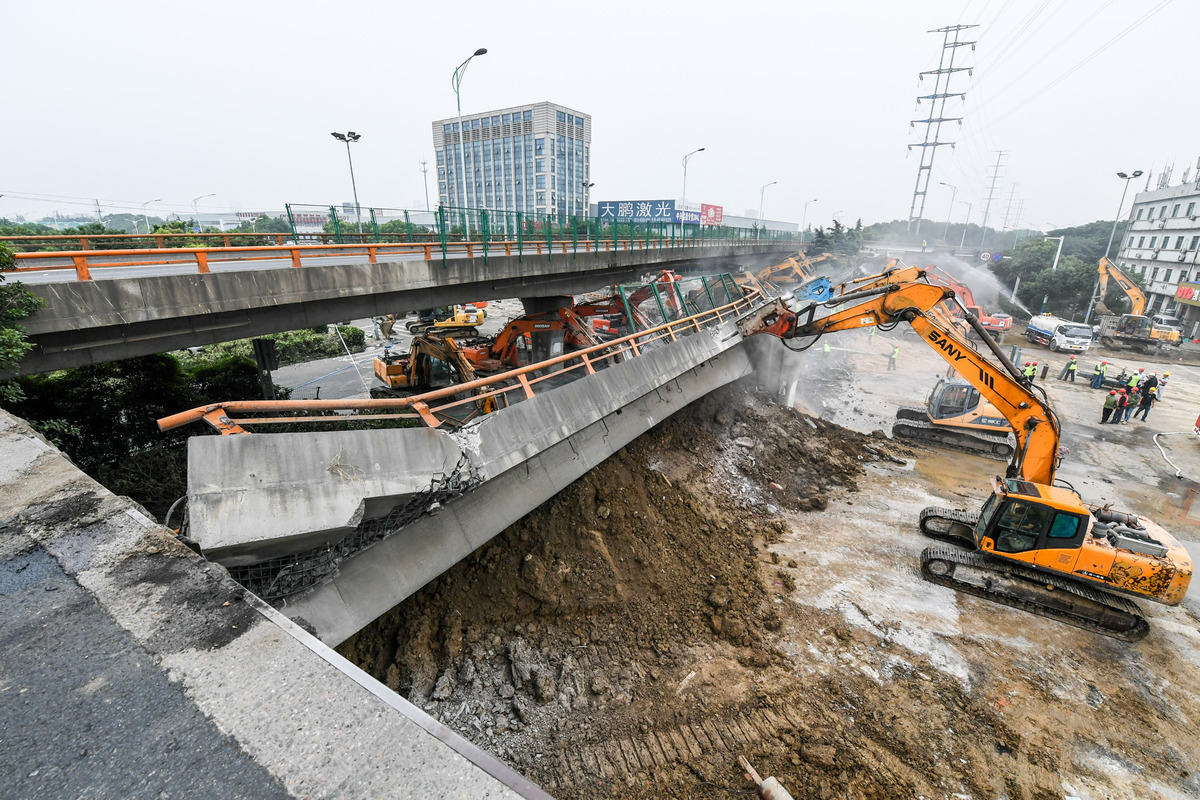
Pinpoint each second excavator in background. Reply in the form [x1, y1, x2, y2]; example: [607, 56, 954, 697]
[737, 276, 1191, 640]
[1093, 257, 1181, 351]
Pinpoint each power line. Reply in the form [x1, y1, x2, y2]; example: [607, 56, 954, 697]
[992, 0, 1174, 124]
[984, 0, 1119, 100]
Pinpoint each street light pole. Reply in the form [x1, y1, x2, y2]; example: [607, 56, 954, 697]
[681, 147, 705, 208]
[958, 201, 973, 248]
[758, 181, 777, 230]
[1045, 235, 1065, 270]
[141, 199, 161, 235]
[192, 193, 215, 232]
[420, 159, 430, 212]
[452, 47, 488, 238]
[802, 199, 818, 241]
[938, 181, 957, 244]
[1088, 170, 1143, 324]
[330, 132, 363, 236]
[1104, 170, 1143, 259]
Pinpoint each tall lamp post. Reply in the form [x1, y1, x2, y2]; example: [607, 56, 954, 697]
[1104, 170, 1143, 259]
[938, 181, 957, 244]
[1088, 170, 1143, 323]
[192, 193, 215, 232]
[141, 199, 161, 235]
[802, 198, 818, 241]
[330, 132, 363, 235]
[452, 47, 488, 238]
[681, 147, 705, 208]
[758, 181, 777, 235]
[957, 200, 973, 248]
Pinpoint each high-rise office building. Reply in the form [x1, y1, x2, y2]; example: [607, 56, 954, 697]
[432, 101, 591, 221]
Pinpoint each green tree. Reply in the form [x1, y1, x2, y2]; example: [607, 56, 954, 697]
[0, 242, 46, 403]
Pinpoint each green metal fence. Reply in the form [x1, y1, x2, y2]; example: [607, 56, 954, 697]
[284, 203, 803, 263]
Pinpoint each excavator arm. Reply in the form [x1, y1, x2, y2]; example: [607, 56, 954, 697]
[737, 282, 1061, 485]
[1097, 257, 1146, 316]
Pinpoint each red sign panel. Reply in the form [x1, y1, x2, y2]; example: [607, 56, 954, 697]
[700, 204, 724, 226]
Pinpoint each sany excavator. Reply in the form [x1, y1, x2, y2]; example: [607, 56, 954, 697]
[737, 277, 1192, 640]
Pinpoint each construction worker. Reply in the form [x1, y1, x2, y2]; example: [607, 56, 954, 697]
[1159, 371, 1171, 399]
[1112, 389, 1130, 423]
[888, 344, 899, 371]
[823, 341, 832, 357]
[1126, 368, 1142, 397]
[1066, 355, 1078, 382]
[1090, 360, 1108, 389]
[1142, 371, 1160, 397]
[1031, 360, 1040, 381]
[1022, 361, 1036, 381]
[1133, 386, 1157, 421]
[1101, 390, 1119, 424]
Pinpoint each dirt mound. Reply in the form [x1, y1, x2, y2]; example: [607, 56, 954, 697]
[339, 380, 936, 797]
[338, 373, 1200, 800]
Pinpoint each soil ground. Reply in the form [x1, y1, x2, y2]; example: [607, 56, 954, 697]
[339, 325, 1200, 800]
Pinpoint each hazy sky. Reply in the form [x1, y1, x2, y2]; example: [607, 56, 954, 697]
[3, 0, 1195, 232]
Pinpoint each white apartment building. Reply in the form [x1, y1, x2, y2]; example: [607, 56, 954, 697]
[1114, 173, 1200, 326]
[432, 101, 591, 221]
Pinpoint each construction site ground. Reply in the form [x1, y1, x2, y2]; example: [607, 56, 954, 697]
[339, 326, 1200, 800]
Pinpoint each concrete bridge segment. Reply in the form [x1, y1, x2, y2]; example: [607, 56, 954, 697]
[17, 244, 791, 375]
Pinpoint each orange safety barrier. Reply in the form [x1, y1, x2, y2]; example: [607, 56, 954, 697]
[8, 238, 768, 281]
[156, 285, 764, 435]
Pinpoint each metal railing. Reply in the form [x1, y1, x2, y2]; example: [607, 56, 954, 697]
[157, 276, 761, 435]
[4, 203, 802, 281]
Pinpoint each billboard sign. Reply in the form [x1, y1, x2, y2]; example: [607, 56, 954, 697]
[700, 204, 724, 226]
[674, 207, 702, 225]
[597, 200, 675, 221]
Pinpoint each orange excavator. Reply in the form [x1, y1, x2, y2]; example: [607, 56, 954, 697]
[459, 306, 613, 373]
[737, 277, 1192, 640]
[754, 251, 833, 287]
[1094, 257, 1181, 350]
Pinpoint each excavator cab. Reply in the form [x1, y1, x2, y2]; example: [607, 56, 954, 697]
[973, 482, 1089, 557]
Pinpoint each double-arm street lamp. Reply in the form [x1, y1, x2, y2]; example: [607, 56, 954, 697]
[681, 147, 705, 208]
[330, 131, 363, 235]
[1086, 170, 1144, 323]
[452, 47, 488, 237]
[1104, 170, 1143, 259]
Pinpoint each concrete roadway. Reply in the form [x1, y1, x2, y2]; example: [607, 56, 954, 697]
[12, 241, 652, 285]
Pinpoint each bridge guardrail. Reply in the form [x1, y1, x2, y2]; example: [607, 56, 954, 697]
[157, 277, 762, 435]
[5, 202, 801, 280]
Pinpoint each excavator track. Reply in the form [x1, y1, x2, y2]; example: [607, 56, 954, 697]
[918, 507, 978, 545]
[920, 545, 1149, 642]
[892, 417, 1015, 460]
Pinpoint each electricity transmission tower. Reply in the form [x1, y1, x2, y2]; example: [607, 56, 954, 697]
[979, 151, 1007, 249]
[907, 24, 977, 237]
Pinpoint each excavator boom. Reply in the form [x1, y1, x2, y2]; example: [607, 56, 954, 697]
[1097, 257, 1146, 316]
[737, 281, 1060, 485]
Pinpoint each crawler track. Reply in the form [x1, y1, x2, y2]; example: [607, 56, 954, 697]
[920, 544, 1149, 641]
[892, 413, 1015, 460]
[918, 506, 978, 545]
